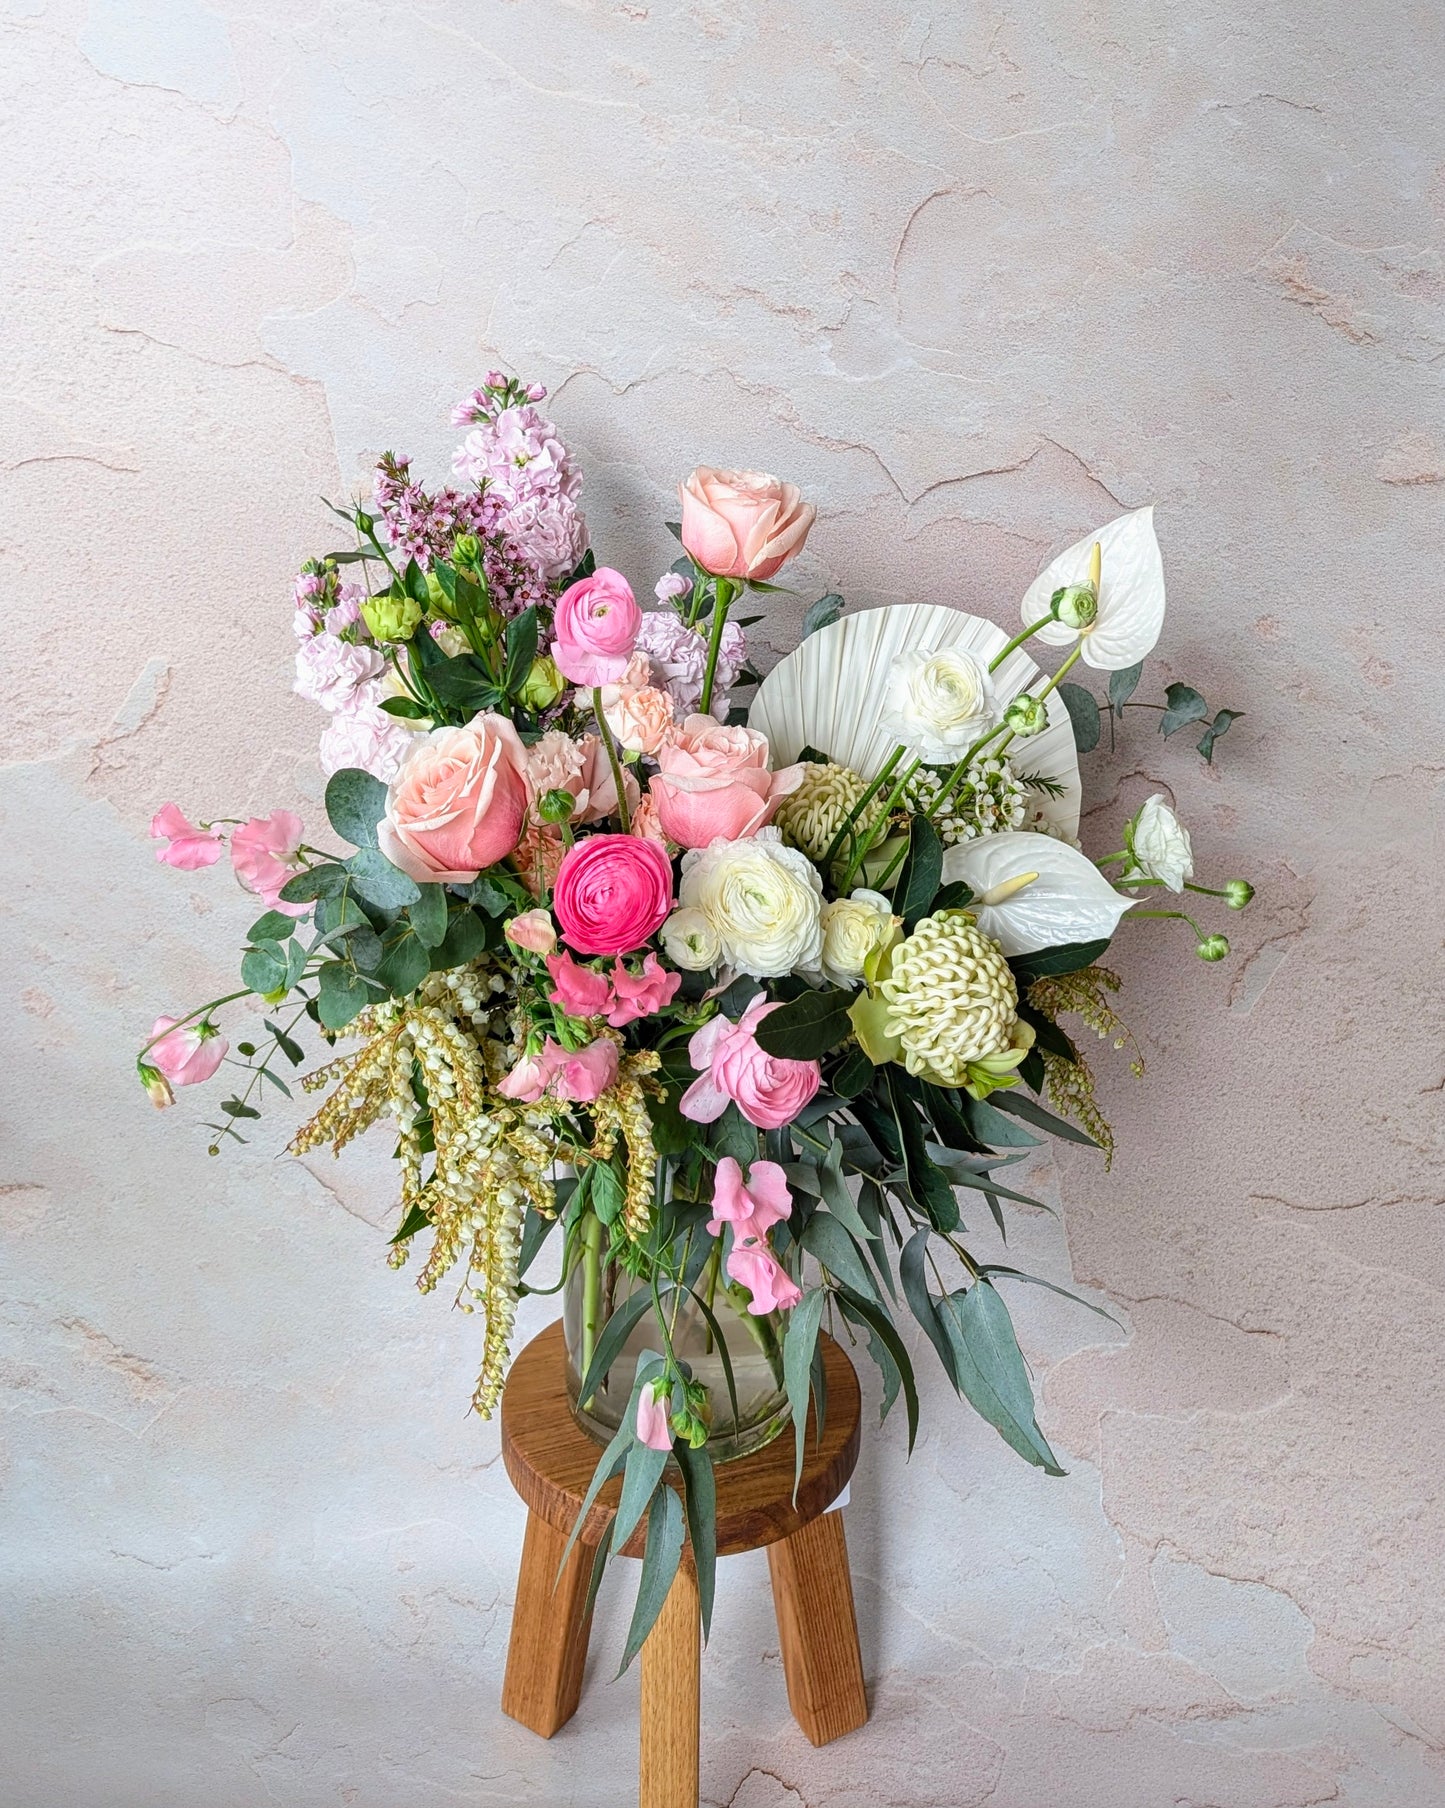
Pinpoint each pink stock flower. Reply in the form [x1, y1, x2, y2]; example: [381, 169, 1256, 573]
[150, 803, 223, 870]
[607, 953, 681, 1027]
[318, 692, 414, 785]
[505, 910, 557, 956]
[552, 835, 674, 957]
[705, 1157, 792, 1237]
[294, 633, 383, 710]
[681, 997, 821, 1130]
[679, 467, 815, 581]
[379, 714, 530, 884]
[551, 568, 641, 687]
[600, 679, 676, 756]
[546, 950, 614, 1019]
[146, 1016, 228, 1090]
[727, 1240, 803, 1315]
[648, 716, 804, 849]
[231, 811, 307, 916]
[635, 1379, 674, 1452]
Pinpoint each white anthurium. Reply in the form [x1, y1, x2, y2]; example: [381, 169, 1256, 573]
[1020, 506, 1165, 671]
[939, 830, 1135, 956]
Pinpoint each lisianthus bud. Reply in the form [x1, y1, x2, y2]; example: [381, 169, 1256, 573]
[361, 590, 422, 642]
[1004, 692, 1047, 737]
[1051, 582, 1098, 630]
[355, 509, 374, 533]
[453, 532, 480, 567]
[1224, 879, 1255, 910]
[538, 787, 576, 825]
[1196, 933, 1230, 962]
[519, 655, 566, 712]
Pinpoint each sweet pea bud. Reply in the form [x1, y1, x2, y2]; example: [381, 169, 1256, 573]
[1051, 581, 1098, 631]
[137, 1061, 174, 1109]
[1004, 692, 1048, 737]
[1196, 933, 1230, 962]
[1224, 879, 1255, 910]
[538, 788, 576, 825]
[519, 654, 566, 712]
[361, 590, 422, 642]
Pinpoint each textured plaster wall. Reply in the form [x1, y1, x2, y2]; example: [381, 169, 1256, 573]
[2, 1, 1443, 1804]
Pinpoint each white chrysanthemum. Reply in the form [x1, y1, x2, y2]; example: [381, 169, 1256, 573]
[903, 756, 1027, 846]
[819, 889, 897, 987]
[1124, 794, 1193, 892]
[879, 913, 1019, 1086]
[774, 761, 884, 865]
[678, 827, 824, 978]
[880, 647, 998, 764]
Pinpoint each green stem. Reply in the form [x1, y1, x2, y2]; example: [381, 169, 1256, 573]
[838, 756, 919, 891]
[1129, 907, 1208, 938]
[821, 745, 906, 870]
[988, 614, 1055, 673]
[591, 688, 632, 832]
[925, 643, 1085, 827]
[579, 1211, 604, 1407]
[698, 575, 737, 716]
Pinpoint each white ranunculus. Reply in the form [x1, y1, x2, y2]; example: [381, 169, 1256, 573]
[880, 646, 999, 763]
[819, 888, 898, 987]
[678, 827, 823, 978]
[1125, 794, 1193, 892]
[659, 907, 721, 972]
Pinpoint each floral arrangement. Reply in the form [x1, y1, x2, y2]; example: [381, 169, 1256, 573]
[138, 373, 1251, 1664]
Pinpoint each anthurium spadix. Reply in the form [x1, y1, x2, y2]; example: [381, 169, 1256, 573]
[1021, 506, 1165, 671]
[940, 830, 1135, 956]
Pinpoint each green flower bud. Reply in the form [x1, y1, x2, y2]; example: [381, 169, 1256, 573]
[361, 590, 422, 642]
[453, 532, 480, 567]
[538, 788, 576, 824]
[1003, 692, 1048, 737]
[1224, 879, 1255, 910]
[519, 654, 566, 712]
[355, 509, 374, 534]
[1196, 933, 1230, 962]
[1051, 582, 1098, 631]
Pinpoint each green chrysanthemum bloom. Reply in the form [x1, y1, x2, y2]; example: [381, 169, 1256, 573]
[879, 911, 1021, 1087]
[775, 760, 885, 865]
[903, 756, 1026, 846]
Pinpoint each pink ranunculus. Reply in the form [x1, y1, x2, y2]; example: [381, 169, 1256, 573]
[146, 1016, 228, 1089]
[705, 1157, 792, 1237]
[680, 996, 821, 1130]
[679, 467, 816, 581]
[505, 909, 557, 956]
[551, 567, 642, 687]
[648, 716, 804, 849]
[726, 1238, 803, 1315]
[636, 1379, 674, 1452]
[150, 803, 223, 870]
[378, 713, 530, 884]
[552, 1036, 620, 1103]
[231, 811, 307, 916]
[607, 953, 681, 1027]
[546, 950, 613, 1019]
[552, 835, 674, 957]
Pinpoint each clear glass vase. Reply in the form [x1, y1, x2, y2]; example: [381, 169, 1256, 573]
[562, 1211, 791, 1464]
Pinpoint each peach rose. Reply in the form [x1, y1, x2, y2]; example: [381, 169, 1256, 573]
[379, 713, 529, 883]
[648, 715, 804, 849]
[679, 467, 816, 581]
[600, 679, 676, 755]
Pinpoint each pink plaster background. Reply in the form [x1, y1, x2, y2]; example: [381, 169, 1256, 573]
[2, 2, 1443, 1804]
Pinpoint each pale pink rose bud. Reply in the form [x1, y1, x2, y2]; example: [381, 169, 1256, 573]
[678, 467, 816, 581]
[505, 910, 557, 957]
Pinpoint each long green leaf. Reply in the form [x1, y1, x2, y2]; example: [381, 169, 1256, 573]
[981, 1264, 1122, 1325]
[617, 1485, 686, 1675]
[611, 1437, 671, 1555]
[986, 1090, 1100, 1148]
[897, 814, 944, 928]
[783, 1289, 825, 1502]
[577, 1288, 656, 1411]
[958, 1092, 1041, 1149]
[885, 1068, 959, 1230]
[752, 986, 856, 1060]
[1009, 939, 1110, 984]
[557, 1424, 631, 1583]
[899, 1228, 958, 1384]
[674, 1442, 717, 1640]
[835, 1286, 918, 1450]
[686, 1290, 741, 1426]
[939, 1282, 1065, 1474]
[802, 1212, 879, 1303]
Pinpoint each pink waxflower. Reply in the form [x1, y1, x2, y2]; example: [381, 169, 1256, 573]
[706, 1157, 792, 1237]
[636, 1379, 674, 1452]
[552, 1037, 619, 1103]
[231, 811, 307, 916]
[150, 803, 223, 870]
[552, 835, 674, 957]
[727, 1239, 803, 1315]
[505, 910, 557, 957]
[681, 997, 821, 1130]
[607, 953, 681, 1027]
[546, 951, 613, 1019]
[648, 716, 804, 849]
[551, 568, 641, 687]
[679, 468, 815, 581]
[145, 1016, 228, 1090]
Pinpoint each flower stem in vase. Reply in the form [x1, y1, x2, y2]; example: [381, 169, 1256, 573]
[579, 1211, 604, 1406]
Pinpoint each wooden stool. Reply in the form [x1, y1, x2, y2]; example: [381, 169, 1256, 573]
[500, 1321, 867, 1806]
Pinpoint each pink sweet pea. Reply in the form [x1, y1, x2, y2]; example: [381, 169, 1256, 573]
[150, 803, 223, 870]
[705, 1157, 792, 1237]
[636, 1379, 674, 1451]
[145, 1016, 228, 1089]
[546, 951, 614, 1020]
[727, 1239, 803, 1315]
[551, 568, 642, 687]
[231, 811, 307, 916]
[607, 953, 681, 1027]
[681, 997, 821, 1130]
[553, 1037, 619, 1103]
[496, 1042, 563, 1102]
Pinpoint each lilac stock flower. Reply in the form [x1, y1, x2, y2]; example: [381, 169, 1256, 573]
[635, 612, 747, 719]
[324, 586, 363, 635]
[655, 571, 691, 605]
[317, 685, 413, 783]
[294, 633, 383, 711]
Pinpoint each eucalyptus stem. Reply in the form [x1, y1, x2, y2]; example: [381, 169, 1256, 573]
[591, 687, 631, 832]
[698, 574, 737, 716]
[989, 614, 1055, 673]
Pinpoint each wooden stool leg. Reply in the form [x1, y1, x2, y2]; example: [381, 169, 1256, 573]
[767, 1510, 868, 1747]
[501, 1510, 597, 1737]
[640, 1559, 699, 1808]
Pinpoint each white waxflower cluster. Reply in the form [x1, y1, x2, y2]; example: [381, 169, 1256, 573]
[903, 756, 1026, 846]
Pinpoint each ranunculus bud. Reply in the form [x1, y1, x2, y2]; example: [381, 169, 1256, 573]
[1196, 933, 1230, 962]
[1224, 879, 1255, 910]
[1051, 582, 1098, 630]
[1003, 692, 1048, 737]
[453, 532, 480, 567]
[538, 788, 577, 824]
[362, 590, 423, 642]
[519, 655, 566, 712]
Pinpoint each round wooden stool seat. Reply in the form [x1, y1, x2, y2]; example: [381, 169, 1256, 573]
[501, 1320, 861, 1557]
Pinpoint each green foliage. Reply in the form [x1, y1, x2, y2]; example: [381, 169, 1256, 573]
[345, 847, 421, 909]
[1009, 938, 1111, 985]
[617, 1486, 686, 1675]
[896, 814, 944, 929]
[938, 1282, 1064, 1474]
[1057, 681, 1101, 753]
[801, 593, 844, 638]
[1107, 662, 1143, 717]
[280, 862, 346, 904]
[316, 961, 376, 1030]
[752, 986, 856, 1060]
[783, 1288, 825, 1501]
[408, 884, 449, 948]
[325, 768, 387, 848]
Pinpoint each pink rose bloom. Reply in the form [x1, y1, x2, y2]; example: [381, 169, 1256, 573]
[681, 997, 821, 1130]
[151, 803, 222, 870]
[546, 950, 613, 1019]
[146, 1016, 228, 1089]
[553, 835, 674, 957]
[231, 811, 307, 916]
[654, 570, 691, 604]
[705, 1157, 792, 1237]
[607, 953, 681, 1027]
[679, 468, 816, 581]
[649, 716, 805, 849]
[505, 909, 557, 956]
[600, 680, 676, 756]
[379, 713, 530, 884]
[552, 1036, 619, 1103]
[636, 1379, 674, 1452]
[727, 1239, 803, 1315]
[551, 567, 641, 687]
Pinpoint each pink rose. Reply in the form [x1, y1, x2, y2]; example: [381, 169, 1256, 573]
[679, 467, 816, 581]
[552, 1037, 619, 1103]
[680, 996, 821, 1130]
[145, 1016, 228, 1089]
[727, 1239, 803, 1315]
[546, 950, 613, 1019]
[379, 713, 530, 884]
[151, 803, 222, 870]
[505, 909, 557, 956]
[553, 835, 674, 957]
[705, 1157, 792, 1237]
[551, 567, 642, 687]
[607, 953, 681, 1027]
[231, 811, 307, 916]
[648, 716, 804, 849]
[636, 1379, 674, 1452]
[600, 680, 676, 756]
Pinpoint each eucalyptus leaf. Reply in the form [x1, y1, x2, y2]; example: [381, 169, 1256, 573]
[1159, 682, 1209, 738]
[375, 933, 430, 997]
[986, 1090, 1100, 1148]
[801, 592, 844, 638]
[240, 946, 286, 994]
[834, 1285, 918, 1451]
[616, 1485, 686, 1675]
[611, 1436, 671, 1555]
[884, 1068, 959, 1231]
[346, 847, 421, 909]
[783, 1289, 825, 1502]
[1108, 662, 1143, 718]
[674, 1442, 717, 1640]
[433, 908, 490, 968]
[279, 862, 346, 904]
[577, 1288, 655, 1411]
[939, 1282, 1065, 1474]
[408, 884, 449, 948]
[247, 910, 297, 944]
[316, 961, 376, 1031]
[899, 1228, 958, 1383]
[802, 1212, 879, 1303]
[1197, 707, 1243, 763]
[324, 768, 387, 849]
[1057, 681, 1102, 753]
